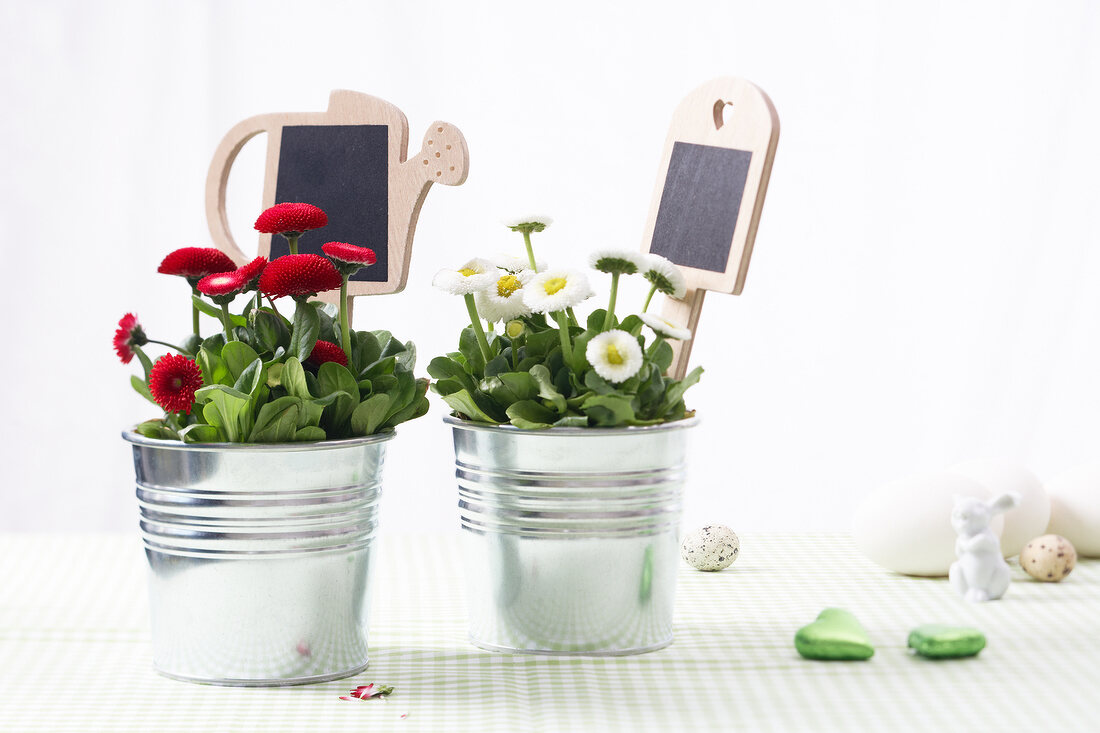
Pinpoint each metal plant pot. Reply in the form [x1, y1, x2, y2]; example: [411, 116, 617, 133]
[122, 430, 394, 686]
[448, 416, 696, 655]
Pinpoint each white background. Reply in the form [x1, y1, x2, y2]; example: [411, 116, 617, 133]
[2, 1, 1098, 534]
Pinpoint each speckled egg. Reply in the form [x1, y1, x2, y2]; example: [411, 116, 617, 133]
[681, 525, 740, 571]
[1020, 534, 1076, 582]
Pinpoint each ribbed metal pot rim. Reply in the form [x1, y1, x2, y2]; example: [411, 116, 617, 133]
[121, 428, 396, 453]
[443, 415, 699, 436]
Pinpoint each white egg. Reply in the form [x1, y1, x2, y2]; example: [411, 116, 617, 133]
[853, 472, 1002, 576]
[681, 525, 740, 571]
[947, 461, 1050, 557]
[1044, 464, 1100, 557]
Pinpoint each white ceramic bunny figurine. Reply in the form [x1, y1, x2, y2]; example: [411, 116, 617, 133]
[949, 492, 1020, 602]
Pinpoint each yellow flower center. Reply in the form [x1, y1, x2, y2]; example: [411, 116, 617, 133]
[458, 268, 478, 277]
[543, 277, 568, 295]
[605, 344, 625, 365]
[497, 275, 521, 298]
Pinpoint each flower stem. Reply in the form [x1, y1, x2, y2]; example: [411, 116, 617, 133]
[191, 287, 201, 336]
[646, 335, 666, 359]
[463, 293, 492, 364]
[219, 303, 237, 342]
[566, 307, 579, 328]
[287, 234, 300, 256]
[338, 276, 353, 363]
[603, 272, 620, 331]
[522, 231, 538, 271]
[266, 296, 282, 318]
[553, 311, 573, 366]
[146, 338, 188, 353]
[642, 283, 658, 313]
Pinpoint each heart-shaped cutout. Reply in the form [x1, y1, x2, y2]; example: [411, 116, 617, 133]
[713, 100, 734, 130]
[908, 624, 986, 659]
[794, 608, 874, 660]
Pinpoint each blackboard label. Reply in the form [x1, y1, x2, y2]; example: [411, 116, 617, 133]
[650, 141, 752, 274]
[270, 124, 389, 282]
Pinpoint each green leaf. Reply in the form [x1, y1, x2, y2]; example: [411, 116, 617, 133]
[529, 364, 567, 413]
[253, 309, 290, 353]
[484, 354, 509, 377]
[427, 356, 476, 393]
[484, 372, 538, 408]
[350, 393, 392, 436]
[439, 389, 500, 423]
[383, 370, 417, 423]
[571, 331, 594, 374]
[587, 309, 612, 332]
[651, 339, 674, 373]
[196, 346, 230, 386]
[194, 384, 252, 441]
[288, 302, 321, 363]
[134, 347, 153, 380]
[130, 375, 157, 405]
[180, 333, 203, 356]
[661, 366, 703, 417]
[134, 418, 175, 440]
[581, 394, 636, 427]
[396, 341, 417, 371]
[222, 342, 260, 382]
[293, 426, 327, 442]
[384, 378, 431, 428]
[179, 424, 222, 443]
[281, 357, 312, 399]
[232, 358, 264, 397]
[552, 415, 588, 427]
[249, 396, 301, 443]
[317, 361, 359, 436]
[620, 314, 644, 337]
[353, 331, 382, 371]
[505, 400, 556, 429]
[362, 356, 396, 380]
[371, 330, 393, 352]
[458, 325, 487, 375]
[583, 369, 616, 396]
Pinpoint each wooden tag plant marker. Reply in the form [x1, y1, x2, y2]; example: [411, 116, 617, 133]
[640, 77, 779, 379]
[205, 89, 470, 307]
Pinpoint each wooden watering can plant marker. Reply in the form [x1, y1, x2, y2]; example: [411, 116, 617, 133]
[640, 77, 779, 379]
[206, 89, 471, 302]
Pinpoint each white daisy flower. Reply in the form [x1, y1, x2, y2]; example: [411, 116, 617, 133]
[588, 249, 647, 275]
[475, 271, 534, 323]
[642, 254, 687, 299]
[523, 269, 595, 314]
[638, 312, 692, 341]
[502, 214, 554, 233]
[432, 258, 498, 295]
[491, 252, 546, 274]
[586, 330, 643, 383]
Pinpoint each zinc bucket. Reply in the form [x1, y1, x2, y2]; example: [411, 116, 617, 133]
[448, 416, 696, 655]
[122, 430, 394, 686]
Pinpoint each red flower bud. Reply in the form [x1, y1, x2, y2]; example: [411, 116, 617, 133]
[113, 313, 146, 364]
[196, 271, 246, 297]
[254, 203, 328, 236]
[158, 247, 236, 280]
[322, 241, 377, 266]
[258, 254, 343, 300]
[307, 340, 348, 367]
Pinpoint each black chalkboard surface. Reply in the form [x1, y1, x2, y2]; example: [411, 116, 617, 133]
[650, 142, 752, 274]
[269, 124, 389, 282]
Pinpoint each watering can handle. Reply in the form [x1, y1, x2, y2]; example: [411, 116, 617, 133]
[205, 114, 279, 264]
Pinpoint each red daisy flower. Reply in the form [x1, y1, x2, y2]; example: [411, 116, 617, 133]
[236, 256, 268, 290]
[322, 241, 377, 266]
[157, 247, 236, 280]
[258, 254, 343, 299]
[196, 271, 246, 297]
[113, 313, 147, 364]
[148, 354, 204, 414]
[307, 340, 348, 367]
[254, 203, 328, 236]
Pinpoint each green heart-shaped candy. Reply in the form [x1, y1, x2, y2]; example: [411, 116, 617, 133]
[908, 624, 986, 659]
[794, 608, 874, 661]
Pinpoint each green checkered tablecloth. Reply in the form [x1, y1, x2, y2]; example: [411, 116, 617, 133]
[1, 533, 1096, 731]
